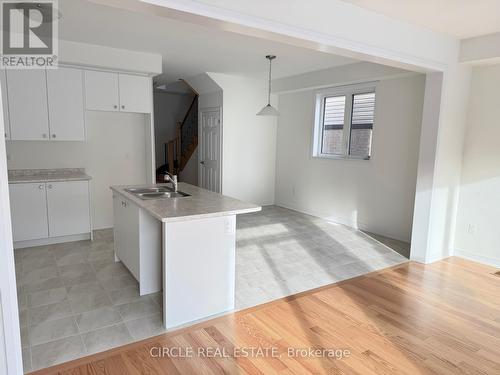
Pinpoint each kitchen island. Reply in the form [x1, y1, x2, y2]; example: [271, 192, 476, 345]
[110, 182, 261, 329]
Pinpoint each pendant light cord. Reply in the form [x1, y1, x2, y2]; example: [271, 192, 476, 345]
[267, 57, 272, 105]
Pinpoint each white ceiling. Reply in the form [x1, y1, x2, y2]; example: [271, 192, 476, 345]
[59, 0, 357, 83]
[340, 0, 500, 39]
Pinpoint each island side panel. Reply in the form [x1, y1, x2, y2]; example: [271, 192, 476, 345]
[163, 215, 236, 329]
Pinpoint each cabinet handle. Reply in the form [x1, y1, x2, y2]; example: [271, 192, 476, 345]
[52, 134, 56, 139]
[47, 184, 52, 189]
[42, 133, 47, 138]
[114, 105, 118, 109]
[121, 105, 125, 110]
[121, 201, 126, 207]
[38, 184, 44, 190]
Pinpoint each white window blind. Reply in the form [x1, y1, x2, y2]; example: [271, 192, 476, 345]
[313, 83, 376, 160]
[321, 95, 345, 155]
[349, 92, 375, 157]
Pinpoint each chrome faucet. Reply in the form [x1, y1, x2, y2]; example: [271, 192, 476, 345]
[164, 172, 178, 192]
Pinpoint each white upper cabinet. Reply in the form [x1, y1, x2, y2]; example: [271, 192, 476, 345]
[84, 70, 120, 112]
[46, 180, 90, 237]
[84, 70, 151, 114]
[7, 69, 50, 141]
[0, 70, 10, 140]
[47, 67, 85, 141]
[118, 74, 151, 113]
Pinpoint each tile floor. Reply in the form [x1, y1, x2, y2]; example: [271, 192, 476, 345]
[234, 206, 409, 309]
[15, 205, 409, 372]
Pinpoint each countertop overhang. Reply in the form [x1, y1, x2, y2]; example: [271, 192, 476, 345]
[111, 183, 261, 223]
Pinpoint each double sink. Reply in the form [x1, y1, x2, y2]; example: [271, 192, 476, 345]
[125, 187, 190, 200]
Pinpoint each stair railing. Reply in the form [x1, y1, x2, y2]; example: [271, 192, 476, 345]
[160, 83, 199, 178]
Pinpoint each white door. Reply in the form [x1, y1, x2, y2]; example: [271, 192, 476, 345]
[118, 74, 151, 113]
[46, 181, 90, 237]
[9, 183, 49, 242]
[84, 70, 119, 112]
[199, 108, 221, 193]
[7, 70, 50, 140]
[0, 70, 10, 140]
[47, 67, 85, 141]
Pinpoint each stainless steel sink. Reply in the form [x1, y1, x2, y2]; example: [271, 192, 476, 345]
[125, 187, 171, 194]
[125, 187, 190, 200]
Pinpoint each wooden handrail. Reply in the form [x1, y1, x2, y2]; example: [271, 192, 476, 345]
[179, 95, 198, 131]
[179, 79, 199, 96]
[160, 82, 199, 174]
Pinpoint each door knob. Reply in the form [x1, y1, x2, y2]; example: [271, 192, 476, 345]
[200, 161, 205, 165]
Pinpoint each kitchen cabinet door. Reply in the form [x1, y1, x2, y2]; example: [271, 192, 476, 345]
[118, 74, 151, 113]
[9, 183, 49, 242]
[113, 194, 140, 280]
[7, 70, 50, 140]
[0, 69, 10, 140]
[46, 181, 90, 237]
[47, 67, 85, 141]
[84, 70, 119, 112]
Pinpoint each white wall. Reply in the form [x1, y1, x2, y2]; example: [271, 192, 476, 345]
[6, 111, 149, 229]
[460, 32, 500, 64]
[208, 73, 277, 205]
[198, 90, 222, 109]
[0, 86, 23, 375]
[60, 40, 162, 75]
[454, 64, 500, 267]
[275, 74, 425, 242]
[273, 62, 412, 93]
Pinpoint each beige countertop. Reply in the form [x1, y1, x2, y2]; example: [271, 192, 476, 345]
[111, 183, 261, 223]
[8, 168, 92, 184]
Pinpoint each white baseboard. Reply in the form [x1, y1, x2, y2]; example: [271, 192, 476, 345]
[274, 201, 410, 243]
[454, 248, 500, 268]
[14, 233, 91, 250]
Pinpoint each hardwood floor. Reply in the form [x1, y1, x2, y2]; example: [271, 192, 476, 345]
[29, 257, 500, 375]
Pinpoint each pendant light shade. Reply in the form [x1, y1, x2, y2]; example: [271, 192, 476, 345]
[257, 55, 279, 116]
[257, 104, 279, 116]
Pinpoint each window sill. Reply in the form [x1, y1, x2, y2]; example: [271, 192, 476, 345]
[312, 154, 371, 161]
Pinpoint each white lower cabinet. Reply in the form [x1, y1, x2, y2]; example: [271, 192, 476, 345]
[113, 194, 140, 279]
[47, 181, 91, 237]
[9, 181, 91, 243]
[9, 183, 49, 242]
[113, 193, 161, 295]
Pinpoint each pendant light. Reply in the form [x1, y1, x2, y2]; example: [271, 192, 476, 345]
[257, 55, 279, 116]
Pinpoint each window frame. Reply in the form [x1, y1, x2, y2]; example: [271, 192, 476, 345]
[312, 82, 377, 160]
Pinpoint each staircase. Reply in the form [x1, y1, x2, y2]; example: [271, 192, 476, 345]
[157, 81, 198, 182]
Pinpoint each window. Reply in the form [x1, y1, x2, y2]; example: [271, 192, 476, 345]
[313, 84, 376, 160]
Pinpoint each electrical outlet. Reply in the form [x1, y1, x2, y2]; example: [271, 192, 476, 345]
[466, 224, 476, 235]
